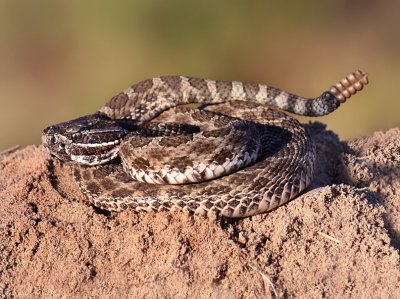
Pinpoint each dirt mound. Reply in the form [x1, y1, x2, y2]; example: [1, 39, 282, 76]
[0, 124, 399, 298]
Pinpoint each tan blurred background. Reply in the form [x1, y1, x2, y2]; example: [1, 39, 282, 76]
[0, 0, 399, 150]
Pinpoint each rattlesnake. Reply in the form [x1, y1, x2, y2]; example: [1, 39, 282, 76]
[42, 71, 368, 217]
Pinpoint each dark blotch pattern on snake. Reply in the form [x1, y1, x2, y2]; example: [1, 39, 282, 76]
[42, 70, 368, 217]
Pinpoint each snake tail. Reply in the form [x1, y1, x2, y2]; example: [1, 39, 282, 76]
[328, 70, 369, 103]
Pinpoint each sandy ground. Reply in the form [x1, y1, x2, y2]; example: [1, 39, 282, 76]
[0, 124, 399, 298]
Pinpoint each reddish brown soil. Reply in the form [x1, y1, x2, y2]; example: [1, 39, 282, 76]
[0, 124, 399, 298]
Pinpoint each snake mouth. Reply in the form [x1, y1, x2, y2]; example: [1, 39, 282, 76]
[68, 140, 122, 165]
[42, 131, 122, 165]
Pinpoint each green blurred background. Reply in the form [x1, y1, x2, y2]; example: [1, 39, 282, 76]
[0, 0, 399, 150]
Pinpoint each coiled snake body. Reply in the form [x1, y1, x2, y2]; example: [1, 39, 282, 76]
[42, 71, 368, 217]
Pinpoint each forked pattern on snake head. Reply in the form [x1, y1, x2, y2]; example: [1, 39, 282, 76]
[42, 70, 368, 217]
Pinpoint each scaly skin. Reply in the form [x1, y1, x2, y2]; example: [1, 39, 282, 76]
[42, 71, 368, 217]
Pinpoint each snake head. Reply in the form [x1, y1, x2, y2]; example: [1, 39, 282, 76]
[42, 113, 132, 165]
